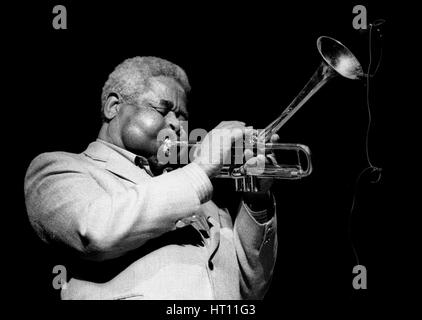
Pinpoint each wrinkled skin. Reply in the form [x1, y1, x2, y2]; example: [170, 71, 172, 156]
[100, 75, 279, 199]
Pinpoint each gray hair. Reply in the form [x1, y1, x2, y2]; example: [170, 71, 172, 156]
[101, 56, 191, 120]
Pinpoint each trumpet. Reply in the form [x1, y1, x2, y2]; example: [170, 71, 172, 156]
[167, 141, 313, 192]
[164, 36, 363, 192]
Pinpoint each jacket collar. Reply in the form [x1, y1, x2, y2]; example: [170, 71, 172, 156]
[83, 140, 149, 184]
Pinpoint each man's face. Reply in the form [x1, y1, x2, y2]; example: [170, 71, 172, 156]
[117, 76, 188, 158]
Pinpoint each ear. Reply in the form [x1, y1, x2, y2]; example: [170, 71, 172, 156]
[103, 93, 121, 120]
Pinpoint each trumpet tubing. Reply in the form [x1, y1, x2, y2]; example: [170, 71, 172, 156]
[164, 36, 362, 192]
[260, 36, 363, 142]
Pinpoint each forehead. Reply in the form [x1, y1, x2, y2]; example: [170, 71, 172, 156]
[144, 76, 186, 104]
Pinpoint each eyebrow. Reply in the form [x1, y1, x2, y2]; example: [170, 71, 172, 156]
[159, 99, 188, 118]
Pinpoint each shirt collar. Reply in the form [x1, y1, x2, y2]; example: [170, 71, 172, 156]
[96, 138, 152, 171]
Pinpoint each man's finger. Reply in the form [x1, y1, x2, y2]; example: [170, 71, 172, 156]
[266, 154, 279, 166]
[270, 134, 280, 142]
[244, 148, 254, 161]
[244, 154, 266, 168]
[244, 157, 257, 167]
[216, 121, 246, 129]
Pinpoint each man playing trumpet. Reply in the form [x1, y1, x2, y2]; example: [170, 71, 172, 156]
[24, 56, 279, 300]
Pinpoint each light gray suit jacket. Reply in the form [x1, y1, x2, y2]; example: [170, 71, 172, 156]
[24, 140, 278, 300]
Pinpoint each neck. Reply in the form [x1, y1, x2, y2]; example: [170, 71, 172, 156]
[98, 122, 124, 149]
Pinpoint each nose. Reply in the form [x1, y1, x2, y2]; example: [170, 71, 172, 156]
[165, 111, 181, 135]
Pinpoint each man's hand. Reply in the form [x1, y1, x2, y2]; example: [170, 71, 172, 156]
[242, 133, 280, 194]
[193, 121, 246, 178]
[242, 133, 280, 213]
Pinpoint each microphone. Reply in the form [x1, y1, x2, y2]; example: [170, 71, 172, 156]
[369, 19, 386, 28]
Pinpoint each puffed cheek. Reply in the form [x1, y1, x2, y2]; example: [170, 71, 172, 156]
[133, 109, 165, 135]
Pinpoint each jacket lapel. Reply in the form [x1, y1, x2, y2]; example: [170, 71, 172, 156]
[83, 141, 148, 185]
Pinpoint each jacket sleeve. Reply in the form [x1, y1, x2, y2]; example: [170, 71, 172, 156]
[24, 152, 213, 261]
[232, 198, 278, 299]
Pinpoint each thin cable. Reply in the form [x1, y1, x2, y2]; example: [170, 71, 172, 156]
[349, 23, 383, 267]
[365, 24, 375, 168]
[348, 166, 374, 265]
[370, 47, 383, 77]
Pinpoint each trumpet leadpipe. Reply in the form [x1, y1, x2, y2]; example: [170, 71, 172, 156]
[163, 140, 312, 180]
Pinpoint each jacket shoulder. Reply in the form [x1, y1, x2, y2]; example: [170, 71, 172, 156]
[28, 151, 86, 170]
[25, 151, 90, 186]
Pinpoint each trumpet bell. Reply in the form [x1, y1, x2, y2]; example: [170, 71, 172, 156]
[317, 36, 363, 80]
[261, 36, 363, 142]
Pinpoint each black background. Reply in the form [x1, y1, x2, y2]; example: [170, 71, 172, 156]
[8, 0, 399, 313]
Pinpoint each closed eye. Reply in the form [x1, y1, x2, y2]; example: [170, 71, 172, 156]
[146, 100, 187, 119]
[160, 100, 174, 111]
[146, 102, 167, 116]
